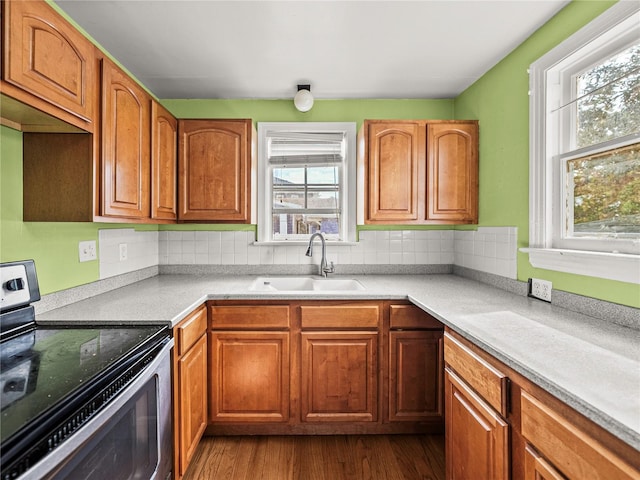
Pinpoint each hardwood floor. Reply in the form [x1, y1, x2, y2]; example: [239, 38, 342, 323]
[182, 435, 445, 480]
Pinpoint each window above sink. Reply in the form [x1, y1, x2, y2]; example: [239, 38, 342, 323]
[256, 123, 357, 244]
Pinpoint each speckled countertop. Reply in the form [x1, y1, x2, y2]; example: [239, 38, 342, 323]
[36, 273, 640, 451]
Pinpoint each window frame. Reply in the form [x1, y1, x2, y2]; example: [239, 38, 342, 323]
[525, 1, 640, 284]
[257, 122, 357, 244]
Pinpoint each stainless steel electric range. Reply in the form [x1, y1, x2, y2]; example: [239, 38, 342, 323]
[0, 260, 173, 480]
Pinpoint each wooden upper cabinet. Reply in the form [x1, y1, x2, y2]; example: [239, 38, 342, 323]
[366, 122, 423, 222]
[360, 120, 478, 225]
[151, 101, 177, 221]
[178, 119, 253, 222]
[101, 58, 150, 219]
[427, 123, 478, 223]
[2, 0, 97, 128]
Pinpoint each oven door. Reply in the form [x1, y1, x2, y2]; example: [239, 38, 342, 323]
[21, 338, 173, 480]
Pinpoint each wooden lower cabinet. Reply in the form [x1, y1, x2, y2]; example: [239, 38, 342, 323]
[389, 330, 443, 422]
[209, 331, 290, 423]
[301, 331, 377, 422]
[445, 367, 509, 480]
[444, 328, 640, 480]
[524, 444, 566, 480]
[173, 305, 208, 480]
[203, 300, 444, 436]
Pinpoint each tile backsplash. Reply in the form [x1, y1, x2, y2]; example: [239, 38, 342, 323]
[99, 227, 518, 279]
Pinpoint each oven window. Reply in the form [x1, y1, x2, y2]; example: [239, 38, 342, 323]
[48, 375, 159, 480]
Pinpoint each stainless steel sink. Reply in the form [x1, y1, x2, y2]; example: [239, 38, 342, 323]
[249, 276, 365, 292]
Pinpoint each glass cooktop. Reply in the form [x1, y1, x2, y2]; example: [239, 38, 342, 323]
[0, 324, 166, 445]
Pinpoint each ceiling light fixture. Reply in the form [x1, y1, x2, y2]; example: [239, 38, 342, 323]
[294, 84, 314, 112]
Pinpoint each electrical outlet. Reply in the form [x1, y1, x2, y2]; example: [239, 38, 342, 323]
[79, 240, 97, 262]
[528, 278, 552, 302]
[119, 243, 128, 261]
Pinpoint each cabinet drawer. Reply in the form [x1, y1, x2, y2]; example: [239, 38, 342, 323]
[389, 304, 443, 329]
[300, 304, 380, 329]
[176, 305, 207, 356]
[443, 331, 508, 415]
[209, 305, 290, 329]
[521, 391, 638, 480]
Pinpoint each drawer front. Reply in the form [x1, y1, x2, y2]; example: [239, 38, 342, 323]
[300, 304, 380, 329]
[209, 305, 290, 329]
[176, 305, 207, 356]
[521, 391, 638, 480]
[443, 331, 508, 415]
[389, 304, 443, 329]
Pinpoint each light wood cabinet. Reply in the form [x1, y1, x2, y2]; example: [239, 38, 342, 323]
[520, 390, 639, 480]
[444, 328, 640, 480]
[178, 119, 253, 222]
[151, 101, 178, 221]
[444, 331, 509, 480]
[388, 305, 444, 424]
[173, 305, 208, 480]
[1, 0, 97, 131]
[359, 120, 478, 225]
[204, 300, 445, 436]
[209, 331, 290, 423]
[101, 58, 151, 219]
[301, 331, 378, 422]
[445, 367, 509, 480]
[209, 304, 290, 423]
[426, 123, 478, 222]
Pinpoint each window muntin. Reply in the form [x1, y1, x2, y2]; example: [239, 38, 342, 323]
[257, 122, 356, 243]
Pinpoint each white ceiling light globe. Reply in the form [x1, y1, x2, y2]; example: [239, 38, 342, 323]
[294, 89, 314, 112]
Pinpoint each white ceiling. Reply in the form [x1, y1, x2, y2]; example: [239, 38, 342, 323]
[54, 0, 570, 100]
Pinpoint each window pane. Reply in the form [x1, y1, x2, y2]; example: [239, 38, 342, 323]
[576, 44, 640, 148]
[273, 189, 306, 208]
[307, 166, 339, 185]
[568, 143, 640, 236]
[272, 213, 341, 238]
[307, 190, 339, 209]
[273, 168, 304, 185]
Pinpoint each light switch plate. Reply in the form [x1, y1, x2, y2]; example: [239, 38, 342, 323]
[79, 240, 97, 262]
[119, 243, 128, 261]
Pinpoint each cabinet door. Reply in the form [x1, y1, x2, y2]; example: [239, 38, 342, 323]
[209, 331, 289, 423]
[426, 123, 478, 223]
[524, 444, 566, 480]
[178, 119, 252, 222]
[445, 368, 509, 480]
[177, 334, 208, 478]
[151, 101, 177, 221]
[389, 330, 443, 422]
[3, 0, 96, 125]
[301, 332, 378, 422]
[366, 122, 424, 222]
[101, 59, 150, 218]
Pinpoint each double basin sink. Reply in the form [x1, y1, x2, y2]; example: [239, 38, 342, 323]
[249, 276, 365, 293]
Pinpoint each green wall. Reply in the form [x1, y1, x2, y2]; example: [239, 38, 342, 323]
[454, 0, 639, 307]
[2, 0, 638, 306]
[0, 126, 157, 294]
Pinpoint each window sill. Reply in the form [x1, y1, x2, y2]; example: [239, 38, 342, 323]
[520, 248, 639, 284]
[253, 241, 359, 247]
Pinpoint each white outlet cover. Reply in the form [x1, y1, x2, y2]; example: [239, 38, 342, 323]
[79, 240, 97, 262]
[119, 243, 128, 261]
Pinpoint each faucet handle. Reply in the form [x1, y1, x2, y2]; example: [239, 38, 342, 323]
[324, 261, 335, 275]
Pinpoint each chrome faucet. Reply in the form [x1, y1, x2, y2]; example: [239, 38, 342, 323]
[305, 232, 335, 277]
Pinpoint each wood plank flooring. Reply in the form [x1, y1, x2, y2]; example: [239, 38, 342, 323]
[182, 435, 445, 480]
